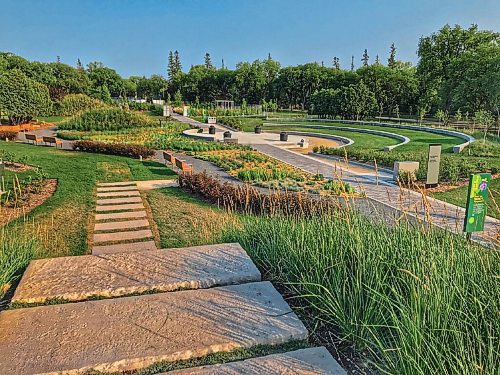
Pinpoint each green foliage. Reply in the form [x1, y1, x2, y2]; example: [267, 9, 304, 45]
[72, 140, 155, 158]
[0, 69, 52, 124]
[58, 108, 153, 131]
[0, 130, 18, 141]
[148, 133, 246, 153]
[59, 93, 103, 116]
[218, 116, 242, 130]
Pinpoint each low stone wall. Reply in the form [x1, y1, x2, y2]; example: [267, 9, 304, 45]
[182, 128, 217, 142]
[264, 123, 409, 151]
[267, 130, 354, 148]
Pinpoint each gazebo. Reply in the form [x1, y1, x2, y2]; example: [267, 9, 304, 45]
[215, 100, 234, 110]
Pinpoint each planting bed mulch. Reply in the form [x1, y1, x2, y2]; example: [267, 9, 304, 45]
[415, 173, 500, 194]
[4, 161, 35, 173]
[0, 179, 57, 226]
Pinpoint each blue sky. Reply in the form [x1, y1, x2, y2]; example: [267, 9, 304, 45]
[1, 0, 499, 77]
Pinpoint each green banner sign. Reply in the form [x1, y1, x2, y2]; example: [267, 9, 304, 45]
[463, 173, 491, 233]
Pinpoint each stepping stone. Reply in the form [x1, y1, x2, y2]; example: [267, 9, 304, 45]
[166, 347, 346, 374]
[93, 229, 153, 243]
[96, 196, 142, 205]
[92, 240, 157, 255]
[97, 181, 137, 187]
[13, 243, 260, 304]
[96, 190, 140, 198]
[97, 186, 139, 192]
[95, 210, 147, 221]
[0, 282, 307, 374]
[96, 203, 144, 212]
[94, 219, 150, 232]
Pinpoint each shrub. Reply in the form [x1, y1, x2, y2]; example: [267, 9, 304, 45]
[59, 93, 103, 116]
[58, 107, 153, 131]
[218, 117, 242, 130]
[72, 140, 155, 158]
[0, 130, 18, 141]
[0, 69, 52, 125]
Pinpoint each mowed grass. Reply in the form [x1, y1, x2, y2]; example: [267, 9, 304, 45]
[150, 187, 499, 375]
[430, 178, 499, 219]
[0, 141, 175, 258]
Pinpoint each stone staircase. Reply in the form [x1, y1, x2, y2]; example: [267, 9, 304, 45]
[0, 182, 346, 374]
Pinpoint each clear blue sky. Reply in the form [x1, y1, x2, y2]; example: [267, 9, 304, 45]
[1, 0, 499, 77]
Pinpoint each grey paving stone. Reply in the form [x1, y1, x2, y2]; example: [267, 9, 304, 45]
[97, 181, 137, 187]
[97, 186, 140, 192]
[93, 229, 153, 243]
[95, 210, 148, 221]
[13, 243, 260, 304]
[94, 219, 150, 232]
[0, 282, 307, 374]
[167, 347, 346, 374]
[95, 203, 144, 212]
[96, 196, 143, 205]
[96, 190, 140, 198]
[92, 240, 157, 255]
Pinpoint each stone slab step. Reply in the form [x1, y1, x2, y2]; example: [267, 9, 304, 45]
[95, 210, 148, 221]
[13, 243, 260, 304]
[97, 181, 137, 187]
[94, 219, 150, 232]
[166, 347, 346, 375]
[0, 282, 307, 374]
[97, 186, 139, 192]
[96, 190, 140, 198]
[93, 229, 153, 243]
[96, 203, 144, 212]
[92, 240, 157, 255]
[96, 196, 143, 205]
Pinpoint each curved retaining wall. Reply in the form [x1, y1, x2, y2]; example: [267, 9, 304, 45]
[267, 117, 474, 153]
[264, 123, 409, 152]
[268, 130, 354, 148]
[182, 128, 217, 142]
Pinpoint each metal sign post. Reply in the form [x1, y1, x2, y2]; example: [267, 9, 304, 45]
[463, 173, 491, 235]
[425, 144, 441, 188]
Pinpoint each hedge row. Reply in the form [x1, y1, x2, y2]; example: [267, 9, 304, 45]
[0, 130, 18, 141]
[59, 107, 153, 131]
[72, 140, 155, 158]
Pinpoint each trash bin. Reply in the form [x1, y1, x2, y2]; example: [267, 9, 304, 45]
[255, 126, 262, 134]
[223, 131, 232, 139]
[280, 131, 288, 141]
[208, 125, 216, 134]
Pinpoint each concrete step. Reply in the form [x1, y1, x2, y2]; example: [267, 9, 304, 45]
[96, 196, 143, 205]
[97, 185, 139, 192]
[92, 240, 157, 255]
[13, 243, 260, 304]
[166, 347, 346, 374]
[96, 190, 140, 198]
[95, 210, 147, 221]
[1, 282, 307, 374]
[94, 219, 150, 232]
[96, 203, 144, 212]
[97, 181, 137, 187]
[93, 229, 153, 243]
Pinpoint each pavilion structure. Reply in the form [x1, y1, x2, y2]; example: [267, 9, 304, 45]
[215, 99, 234, 110]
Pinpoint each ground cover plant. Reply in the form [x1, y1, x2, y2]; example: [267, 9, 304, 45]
[149, 184, 499, 375]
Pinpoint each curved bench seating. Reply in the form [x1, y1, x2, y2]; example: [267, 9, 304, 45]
[263, 123, 409, 152]
[268, 130, 354, 148]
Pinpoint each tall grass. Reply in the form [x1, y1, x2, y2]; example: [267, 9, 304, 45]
[0, 228, 37, 299]
[220, 212, 499, 374]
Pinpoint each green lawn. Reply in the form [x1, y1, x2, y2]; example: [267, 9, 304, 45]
[430, 178, 499, 219]
[0, 141, 175, 258]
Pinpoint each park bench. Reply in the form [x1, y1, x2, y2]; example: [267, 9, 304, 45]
[42, 136, 63, 148]
[25, 133, 43, 145]
[163, 151, 176, 166]
[224, 138, 239, 144]
[175, 158, 193, 174]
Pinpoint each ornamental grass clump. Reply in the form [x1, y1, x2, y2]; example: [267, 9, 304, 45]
[58, 107, 153, 131]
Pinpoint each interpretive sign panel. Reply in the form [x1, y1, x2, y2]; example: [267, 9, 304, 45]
[463, 173, 491, 233]
[425, 144, 441, 187]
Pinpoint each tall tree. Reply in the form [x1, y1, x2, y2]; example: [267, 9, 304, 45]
[173, 50, 182, 73]
[350, 56, 355, 71]
[362, 49, 369, 66]
[221, 58, 225, 69]
[388, 43, 397, 67]
[375, 55, 380, 65]
[204, 53, 213, 69]
[167, 51, 175, 79]
[76, 58, 84, 71]
[333, 57, 340, 70]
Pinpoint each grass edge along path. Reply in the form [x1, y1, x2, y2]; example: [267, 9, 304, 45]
[148, 186, 499, 375]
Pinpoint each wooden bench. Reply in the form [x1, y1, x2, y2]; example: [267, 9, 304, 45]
[175, 158, 193, 173]
[42, 136, 63, 148]
[163, 151, 176, 166]
[25, 133, 43, 145]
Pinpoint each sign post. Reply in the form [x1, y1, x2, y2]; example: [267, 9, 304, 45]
[425, 144, 441, 188]
[463, 173, 491, 236]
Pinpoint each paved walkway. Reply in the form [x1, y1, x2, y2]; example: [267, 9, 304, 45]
[175, 116, 499, 247]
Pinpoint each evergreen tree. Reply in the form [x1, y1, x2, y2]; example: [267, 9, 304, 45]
[362, 49, 369, 66]
[388, 42, 397, 67]
[173, 50, 182, 73]
[167, 51, 175, 79]
[56, 55, 61, 63]
[333, 57, 340, 70]
[76, 58, 84, 71]
[221, 58, 225, 69]
[204, 53, 213, 68]
[375, 55, 380, 65]
[350, 56, 355, 71]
